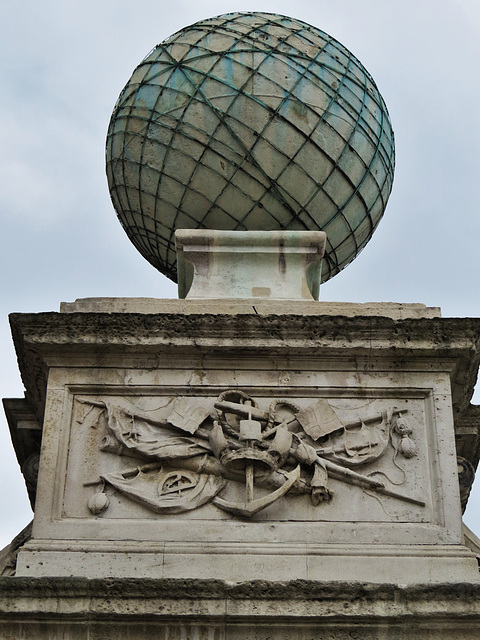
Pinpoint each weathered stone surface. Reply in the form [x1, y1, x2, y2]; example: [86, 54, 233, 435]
[5, 305, 480, 584]
[9, 310, 480, 421]
[0, 522, 32, 577]
[463, 522, 480, 561]
[60, 297, 442, 319]
[0, 577, 480, 639]
[175, 229, 326, 300]
[2, 399, 41, 508]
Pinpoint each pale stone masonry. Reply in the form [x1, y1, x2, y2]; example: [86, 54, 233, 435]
[1, 578, 480, 639]
[1, 299, 479, 636]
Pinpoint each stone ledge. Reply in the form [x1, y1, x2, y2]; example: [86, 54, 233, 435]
[10, 311, 480, 424]
[60, 297, 442, 319]
[10, 312, 480, 353]
[1, 577, 480, 640]
[1, 577, 480, 610]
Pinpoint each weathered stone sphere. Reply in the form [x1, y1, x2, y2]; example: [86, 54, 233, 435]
[106, 12, 395, 283]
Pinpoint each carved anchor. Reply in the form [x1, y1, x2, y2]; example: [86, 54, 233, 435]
[212, 466, 300, 517]
[209, 404, 300, 516]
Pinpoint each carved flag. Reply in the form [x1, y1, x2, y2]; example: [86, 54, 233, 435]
[165, 397, 211, 434]
[102, 467, 225, 514]
[295, 399, 343, 440]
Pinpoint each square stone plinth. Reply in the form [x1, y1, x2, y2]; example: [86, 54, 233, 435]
[5, 299, 480, 584]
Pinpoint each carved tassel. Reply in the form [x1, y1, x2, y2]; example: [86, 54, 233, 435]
[394, 413, 417, 458]
[88, 482, 109, 515]
[311, 460, 332, 505]
[399, 436, 417, 458]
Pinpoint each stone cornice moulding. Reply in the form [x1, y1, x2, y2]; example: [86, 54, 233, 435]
[9, 311, 480, 423]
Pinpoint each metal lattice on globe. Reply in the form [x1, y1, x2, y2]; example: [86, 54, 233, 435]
[106, 12, 395, 283]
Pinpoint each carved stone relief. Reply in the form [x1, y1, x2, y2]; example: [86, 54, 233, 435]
[458, 456, 476, 513]
[71, 390, 425, 520]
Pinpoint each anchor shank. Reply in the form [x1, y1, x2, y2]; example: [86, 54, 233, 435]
[246, 460, 255, 503]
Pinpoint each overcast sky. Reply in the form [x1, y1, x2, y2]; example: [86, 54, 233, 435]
[1, 0, 480, 548]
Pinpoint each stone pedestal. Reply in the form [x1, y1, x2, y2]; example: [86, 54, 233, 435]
[176, 229, 326, 300]
[1, 298, 480, 637]
[4, 299, 480, 579]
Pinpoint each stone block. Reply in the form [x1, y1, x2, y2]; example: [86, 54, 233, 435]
[3, 306, 479, 584]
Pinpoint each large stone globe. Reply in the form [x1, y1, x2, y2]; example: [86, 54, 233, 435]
[106, 12, 395, 283]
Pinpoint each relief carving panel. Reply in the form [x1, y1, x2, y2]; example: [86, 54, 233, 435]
[62, 389, 432, 523]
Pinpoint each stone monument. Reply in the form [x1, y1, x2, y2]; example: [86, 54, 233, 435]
[1, 11, 479, 639]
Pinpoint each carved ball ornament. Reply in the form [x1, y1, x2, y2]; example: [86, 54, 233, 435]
[106, 12, 395, 283]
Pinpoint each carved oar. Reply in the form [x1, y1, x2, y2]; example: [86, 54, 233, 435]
[84, 456, 311, 496]
[294, 441, 425, 507]
[216, 399, 409, 432]
[321, 457, 425, 506]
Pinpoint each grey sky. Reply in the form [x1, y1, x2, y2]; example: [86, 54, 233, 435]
[1, 0, 479, 547]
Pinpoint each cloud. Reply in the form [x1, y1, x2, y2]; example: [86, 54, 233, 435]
[1, 0, 479, 548]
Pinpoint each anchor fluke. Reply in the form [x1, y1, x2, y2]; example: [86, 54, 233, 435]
[212, 465, 301, 517]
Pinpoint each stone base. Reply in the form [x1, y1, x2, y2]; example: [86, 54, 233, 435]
[175, 229, 326, 300]
[1, 577, 480, 639]
[15, 540, 480, 585]
[6, 302, 480, 589]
